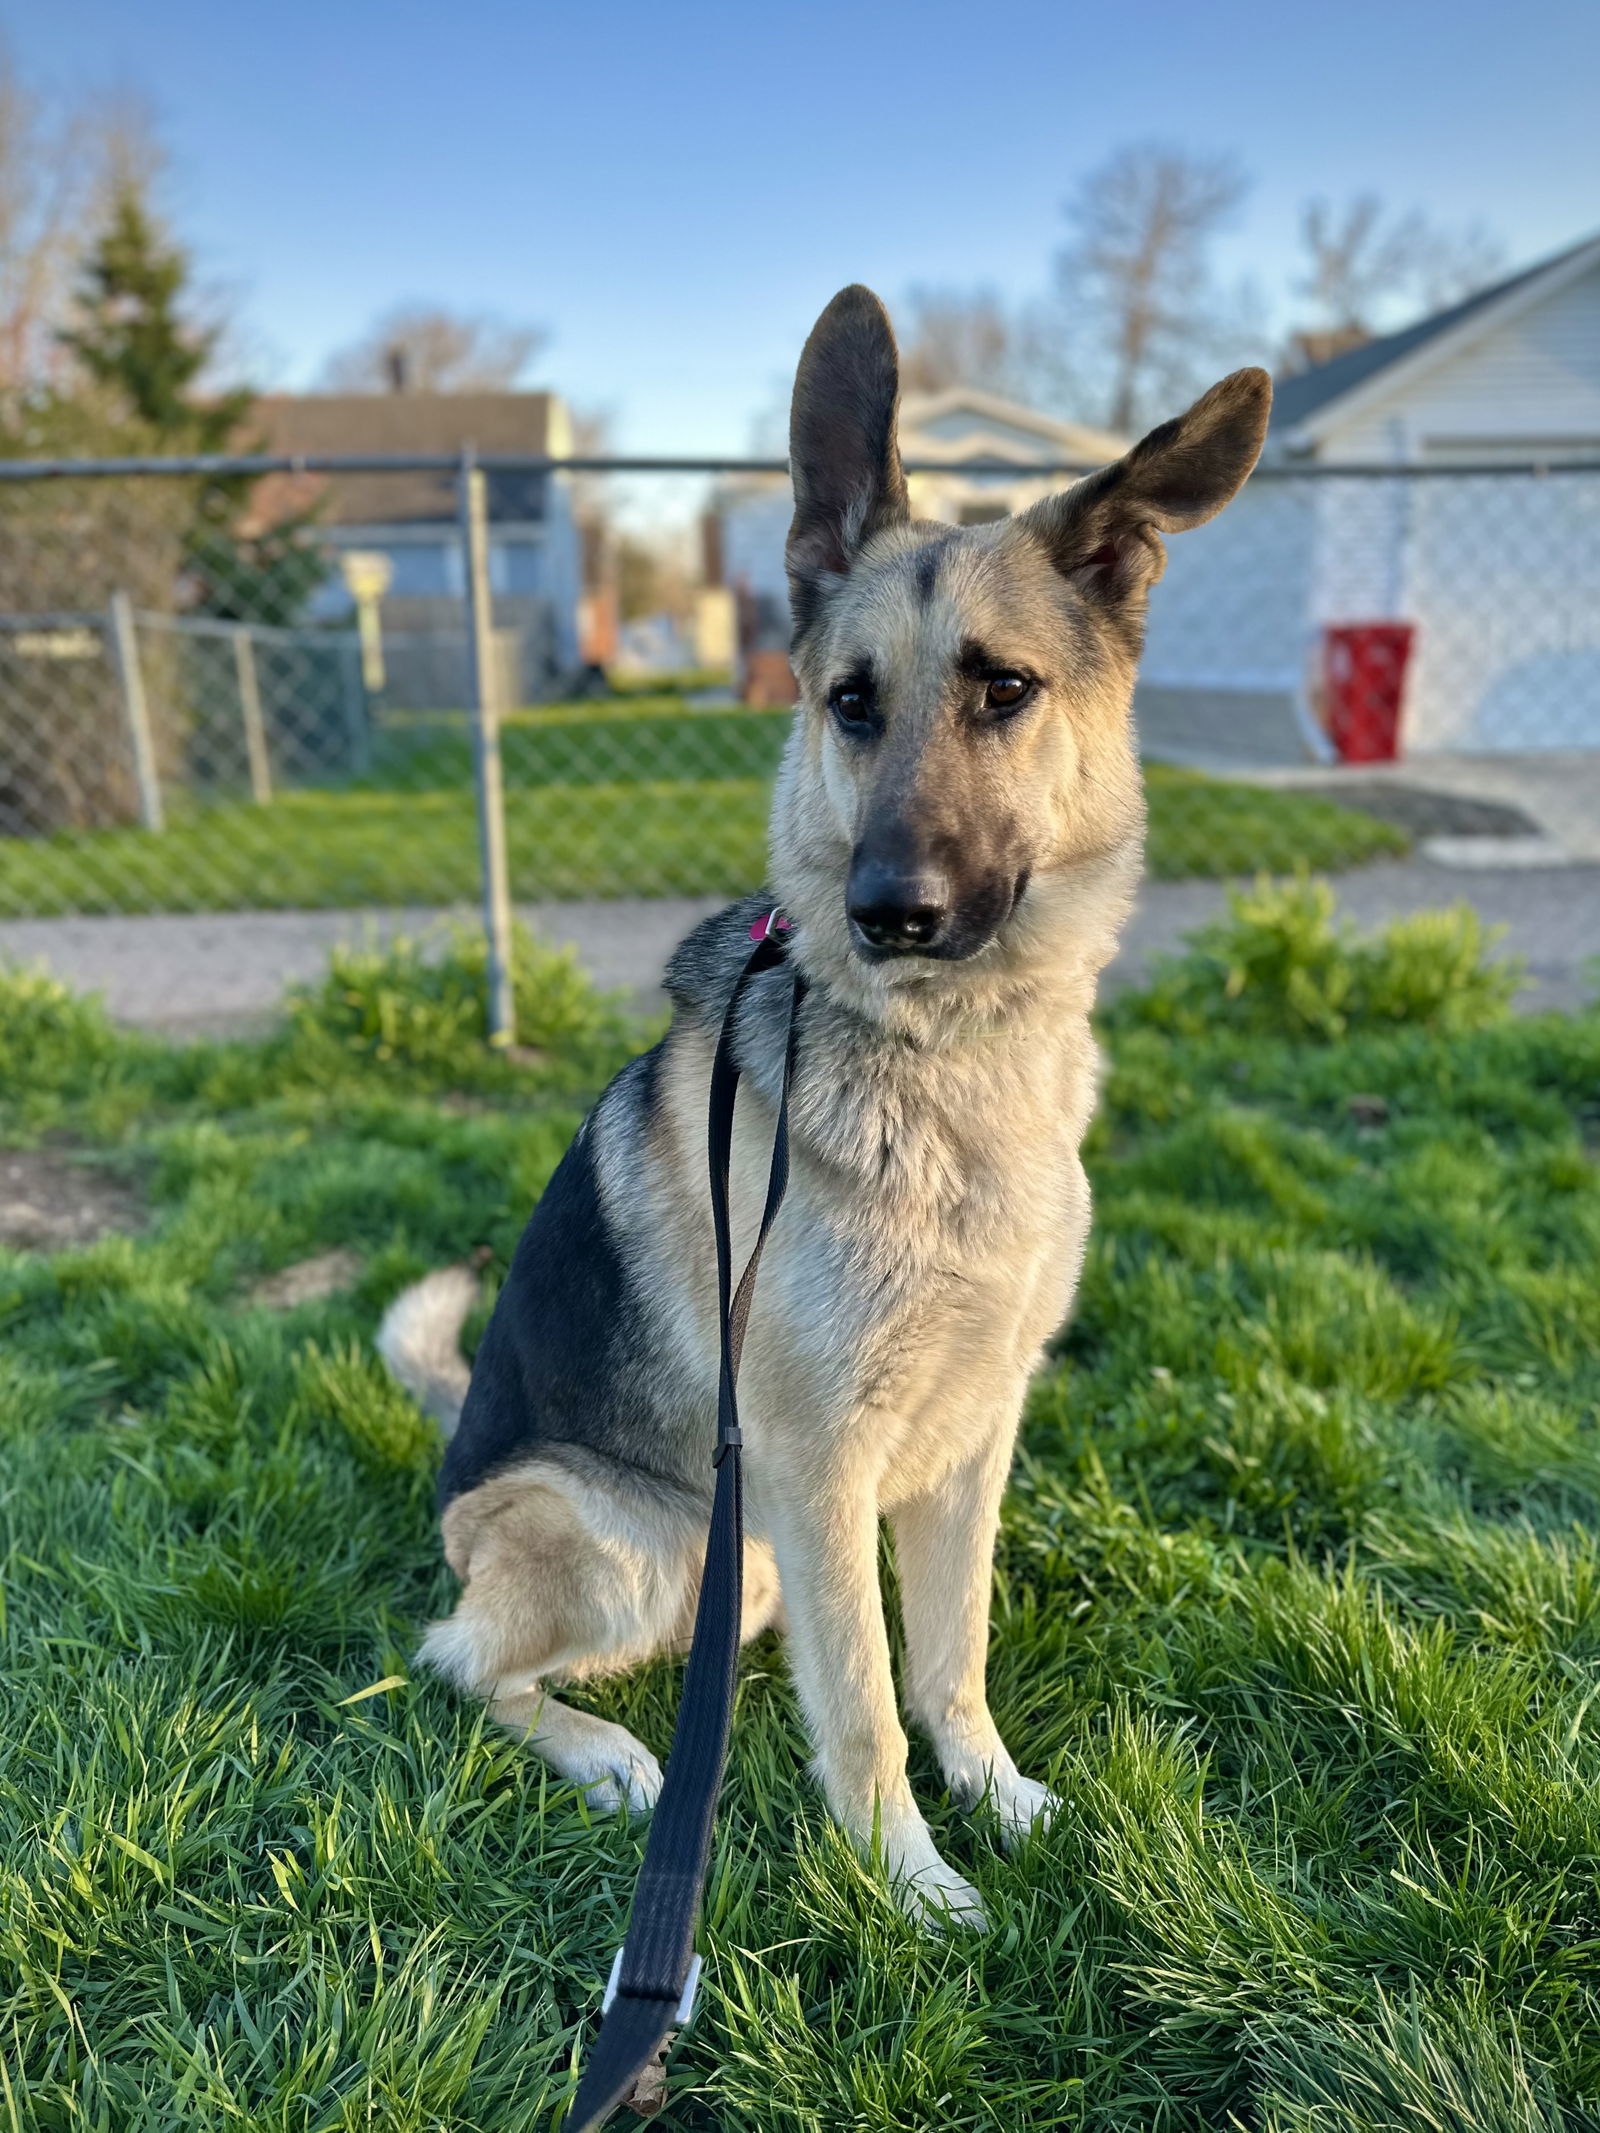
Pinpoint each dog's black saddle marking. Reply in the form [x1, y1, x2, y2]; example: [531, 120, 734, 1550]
[440, 893, 795, 1514]
[436, 1045, 659, 1512]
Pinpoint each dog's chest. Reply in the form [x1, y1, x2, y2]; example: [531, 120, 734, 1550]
[750, 1019, 1095, 1443]
[653, 963, 1099, 1473]
[794, 1016, 1089, 1259]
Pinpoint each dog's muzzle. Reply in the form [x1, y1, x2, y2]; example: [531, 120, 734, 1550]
[847, 860, 1029, 963]
[846, 859, 951, 957]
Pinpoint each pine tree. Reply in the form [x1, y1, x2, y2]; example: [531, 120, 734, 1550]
[60, 183, 251, 449]
[58, 183, 325, 621]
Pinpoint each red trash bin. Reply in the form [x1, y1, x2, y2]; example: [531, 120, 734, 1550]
[1322, 622, 1414, 762]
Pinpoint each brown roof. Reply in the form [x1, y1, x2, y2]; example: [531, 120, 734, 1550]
[251, 393, 558, 526]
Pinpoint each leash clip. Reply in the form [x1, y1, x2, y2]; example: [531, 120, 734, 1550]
[601, 1949, 702, 2029]
[748, 907, 792, 945]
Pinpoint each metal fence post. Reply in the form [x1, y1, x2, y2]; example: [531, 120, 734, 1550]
[338, 635, 372, 776]
[459, 450, 516, 1046]
[108, 590, 164, 832]
[231, 626, 274, 804]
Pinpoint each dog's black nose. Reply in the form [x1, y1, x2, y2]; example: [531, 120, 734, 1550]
[847, 863, 950, 955]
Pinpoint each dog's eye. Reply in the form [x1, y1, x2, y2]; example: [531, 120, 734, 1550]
[985, 674, 1031, 713]
[828, 685, 875, 731]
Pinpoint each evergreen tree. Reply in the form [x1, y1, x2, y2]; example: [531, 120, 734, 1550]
[58, 183, 325, 622]
[59, 183, 252, 449]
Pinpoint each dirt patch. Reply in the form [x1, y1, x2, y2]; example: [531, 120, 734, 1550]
[0, 1147, 147, 1251]
[249, 1249, 364, 1309]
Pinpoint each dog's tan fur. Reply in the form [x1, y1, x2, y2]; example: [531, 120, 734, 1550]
[381, 288, 1270, 1924]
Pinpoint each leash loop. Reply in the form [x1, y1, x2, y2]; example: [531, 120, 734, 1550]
[568, 916, 804, 2130]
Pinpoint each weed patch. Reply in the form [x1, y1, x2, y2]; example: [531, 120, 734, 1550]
[1110, 873, 1519, 1041]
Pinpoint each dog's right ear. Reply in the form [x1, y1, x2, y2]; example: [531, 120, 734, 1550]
[786, 285, 910, 635]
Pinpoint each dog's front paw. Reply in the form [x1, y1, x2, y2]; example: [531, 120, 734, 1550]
[880, 1821, 988, 1932]
[580, 1729, 665, 1819]
[895, 1852, 988, 1934]
[988, 1771, 1058, 1852]
[942, 1746, 1059, 1852]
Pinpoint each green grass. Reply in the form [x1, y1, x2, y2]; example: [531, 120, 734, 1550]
[1142, 762, 1410, 880]
[6, 891, 1595, 2129]
[0, 699, 1407, 917]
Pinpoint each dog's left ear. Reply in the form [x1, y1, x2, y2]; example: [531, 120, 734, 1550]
[786, 285, 910, 633]
[1021, 367, 1272, 606]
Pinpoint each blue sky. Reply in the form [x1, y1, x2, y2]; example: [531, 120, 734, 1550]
[7, 0, 1598, 454]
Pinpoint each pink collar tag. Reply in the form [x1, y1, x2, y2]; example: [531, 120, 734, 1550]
[748, 909, 793, 944]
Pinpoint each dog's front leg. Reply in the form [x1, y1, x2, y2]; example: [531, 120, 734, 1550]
[892, 1422, 1058, 1849]
[766, 1443, 986, 1929]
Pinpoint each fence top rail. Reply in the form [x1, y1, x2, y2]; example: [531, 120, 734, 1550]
[1, 451, 1597, 483]
[132, 609, 359, 646]
[0, 605, 359, 645]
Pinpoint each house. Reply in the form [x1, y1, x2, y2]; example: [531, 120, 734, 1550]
[1138, 231, 1600, 763]
[890, 388, 1128, 522]
[714, 390, 1127, 704]
[250, 391, 584, 705]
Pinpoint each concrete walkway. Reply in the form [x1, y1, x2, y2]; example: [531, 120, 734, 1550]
[0, 899, 728, 1039]
[3, 856, 1595, 1037]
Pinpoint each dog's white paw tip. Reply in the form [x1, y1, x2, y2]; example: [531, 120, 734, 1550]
[584, 1750, 663, 1820]
[621, 1758, 664, 1818]
[899, 1862, 989, 1935]
[995, 1778, 1059, 1851]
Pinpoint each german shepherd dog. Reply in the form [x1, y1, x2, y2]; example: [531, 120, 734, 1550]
[380, 288, 1270, 1926]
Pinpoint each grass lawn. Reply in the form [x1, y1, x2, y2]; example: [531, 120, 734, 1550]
[5, 889, 1595, 2129]
[0, 698, 1407, 917]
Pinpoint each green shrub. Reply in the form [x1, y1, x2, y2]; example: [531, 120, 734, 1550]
[0, 963, 126, 1095]
[1110, 874, 1521, 1041]
[278, 921, 639, 1088]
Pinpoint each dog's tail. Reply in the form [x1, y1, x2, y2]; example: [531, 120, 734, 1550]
[376, 1266, 477, 1437]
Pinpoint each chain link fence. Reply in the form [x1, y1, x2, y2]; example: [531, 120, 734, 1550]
[0, 461, 786, 923]
[1, 450, 1596, 1035]
[1139, 463, 1600, 765]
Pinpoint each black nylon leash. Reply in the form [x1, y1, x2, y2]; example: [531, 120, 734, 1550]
[568, 918, 804, 2131]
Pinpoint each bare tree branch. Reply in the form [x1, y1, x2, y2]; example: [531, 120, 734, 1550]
[898, 285, 1021, 397]
[1299, 195, 1424, 334]
[0, 53, 177, 413]
[319, 304, 547, 393]
[1410, 218, 1508, 313]
[1051, 142, 1254, 433]
[0, 51, 94, 398]
[1285, 195, 1508, 368]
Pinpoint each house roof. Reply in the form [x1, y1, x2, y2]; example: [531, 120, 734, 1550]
[1271, 231, 1600, 445]
[711, 386, 1127, 516]
[900, 386, 1127, 466]
[251, 392, 564, 524]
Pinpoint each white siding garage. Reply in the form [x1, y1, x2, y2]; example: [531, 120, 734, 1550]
[1142, 233, 1600, 762]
